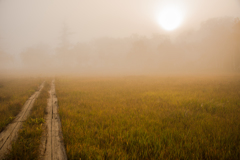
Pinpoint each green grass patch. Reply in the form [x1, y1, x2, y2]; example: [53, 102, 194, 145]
[56, 76, 240, 159]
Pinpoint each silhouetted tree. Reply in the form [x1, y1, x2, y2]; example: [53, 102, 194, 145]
[55, 23, 75, 70]
[58, 23, 71, 53]
[232, 18, 240, 71]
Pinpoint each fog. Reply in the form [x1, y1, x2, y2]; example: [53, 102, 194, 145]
[0, 0, 240, 76]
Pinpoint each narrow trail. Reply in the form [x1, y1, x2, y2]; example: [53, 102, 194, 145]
[0, 82, 45, 159]
[40, 80, 67, 160]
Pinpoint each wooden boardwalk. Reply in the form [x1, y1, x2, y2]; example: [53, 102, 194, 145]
[40, 80, 67, 160]
[0, 82, 45, 159]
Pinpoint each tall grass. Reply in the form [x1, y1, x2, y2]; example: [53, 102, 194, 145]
[0, 78, 42, 132]
[5, 80, 50, 160]
[56, 76, 240, 159]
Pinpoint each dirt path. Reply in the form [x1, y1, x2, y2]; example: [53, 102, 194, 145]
[40, 80, 67, 160]
[0, 82, 45, 159]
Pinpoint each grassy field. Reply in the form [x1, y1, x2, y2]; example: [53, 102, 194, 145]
[0, 78, 42, 132]
[6, 80, 50, 160]
[55, 75, 240, 159]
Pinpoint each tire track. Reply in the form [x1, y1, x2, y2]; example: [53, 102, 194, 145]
[40, 80, 67, 160]
[0, 82, 45, 159]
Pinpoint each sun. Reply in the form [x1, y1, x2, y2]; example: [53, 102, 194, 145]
[158, 6, 183, 31]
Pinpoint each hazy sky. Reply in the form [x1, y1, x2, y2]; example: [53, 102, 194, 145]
[0, 0, 240, 54]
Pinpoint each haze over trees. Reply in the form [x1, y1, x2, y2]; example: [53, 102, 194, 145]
[0, 1, 240, 159]
[0, 17, 240, 76]
[0, 41, 13, 71]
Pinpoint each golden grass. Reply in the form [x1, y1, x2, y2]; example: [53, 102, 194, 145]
[6, 80, 50, 160]
[0, 78, 42, 132]
[56, 76, 240, 159]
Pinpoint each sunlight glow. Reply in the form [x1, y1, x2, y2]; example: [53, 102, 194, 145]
[158, 6, 183, 31]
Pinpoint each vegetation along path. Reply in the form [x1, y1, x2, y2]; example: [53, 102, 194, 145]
[40, 80, 67, 160]
[0, 82, 45, 159]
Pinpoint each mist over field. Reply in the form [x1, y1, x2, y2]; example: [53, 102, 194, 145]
[0, 0, 240, 76]
[1, 1, 240, 159]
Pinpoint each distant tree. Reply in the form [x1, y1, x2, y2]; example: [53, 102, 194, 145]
[57, 23, 72, 55]
[55, 23, 76, 71]
[0, 37, 13, 68]
[0, 49, 13, 67]
[20, 43, 51, 71]
[232, 18, 240, 71]
[181, 17, 237, 71]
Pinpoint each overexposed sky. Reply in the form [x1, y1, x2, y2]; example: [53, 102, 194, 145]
[0, 0, 240, 54]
